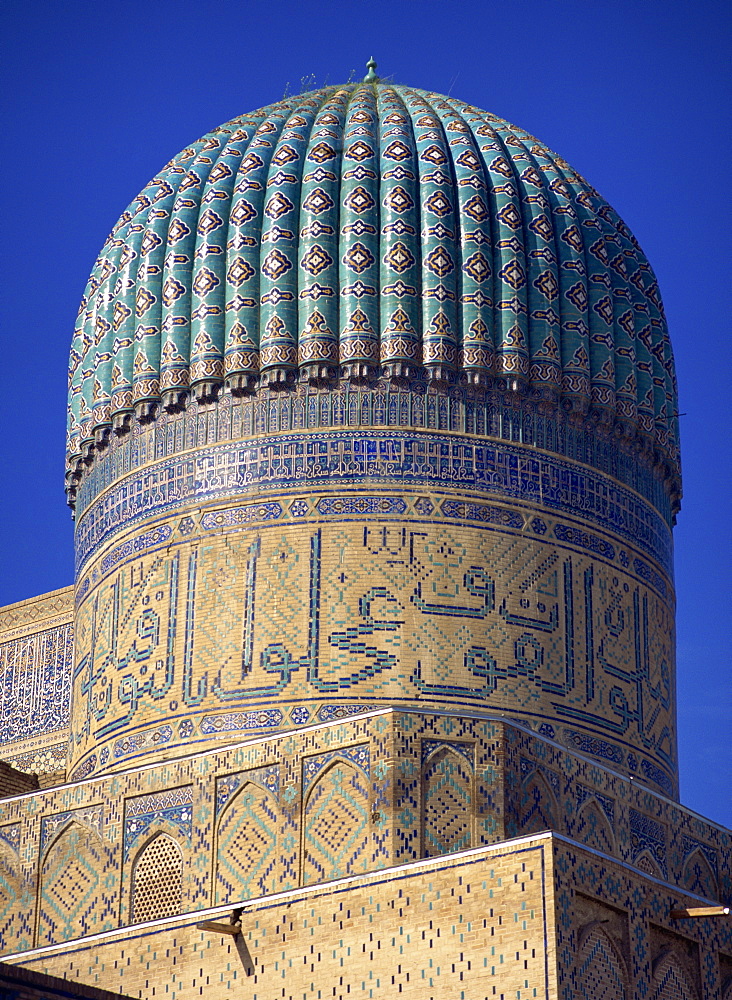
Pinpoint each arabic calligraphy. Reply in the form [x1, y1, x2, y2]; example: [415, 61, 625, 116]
[71, 520, 675, 775]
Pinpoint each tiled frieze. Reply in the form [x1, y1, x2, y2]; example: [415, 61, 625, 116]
[68, 477, 677, 791]
[72, 389, 675, 526]
[74, 428, 673, 574]
[1, 710, 409, 955]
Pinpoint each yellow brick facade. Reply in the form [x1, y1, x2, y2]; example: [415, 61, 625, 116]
[0, 711, 730, 996]
[5, 835, 730, 999]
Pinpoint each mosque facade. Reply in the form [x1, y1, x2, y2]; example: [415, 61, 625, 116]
[0, 69, 729, 998]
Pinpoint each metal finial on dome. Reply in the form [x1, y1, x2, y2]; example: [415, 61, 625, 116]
[364, 57, 378, 83]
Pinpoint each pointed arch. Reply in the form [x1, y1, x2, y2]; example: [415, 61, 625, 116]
[635, 850, 664, 880]
[681, 848, 718, 900]
[130, 833, 182, 924]
[36, 821, 107, 946]
[577, 923, 627, 999]
[576, 797, 615, 855]
[422, 746, 473, 858]
[215, 780, 280, 903]
[519, 768, 559, 833]
[651, 951, 698, 1000]
[302, 759, 369, 885]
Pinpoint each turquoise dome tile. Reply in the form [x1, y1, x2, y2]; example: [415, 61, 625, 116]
[68, 82, 680, 481]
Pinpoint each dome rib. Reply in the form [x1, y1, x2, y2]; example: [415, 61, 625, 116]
[297, 87, 349, 381]
[223, 110, 289, 394]
[437, 101, 496, 383]
[376, 86, 419, 378]
[407, 91, 461, 381]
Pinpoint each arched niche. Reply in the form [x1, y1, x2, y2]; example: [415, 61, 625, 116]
[635, 850, 664, 880]
[519, 767, 559, 834]
[651, 951, 698, 1000]
[577, 923, 628, 1000]
[576, 797, 615, 855]
[0, 840, 21, 950]
[130, 832, 183, 924]
[681, 848, 718, 901]
[215, 779, 280, 904]
[422, 745, 473, 858]
[36, 821, 108, 946]
[302, 759, 369, 886]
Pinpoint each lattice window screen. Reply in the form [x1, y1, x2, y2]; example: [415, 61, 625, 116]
[130, 834, 183, 924]
[636, 852, 663, 879]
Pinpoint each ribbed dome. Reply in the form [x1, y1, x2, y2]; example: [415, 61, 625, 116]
[68, 82, 679, 486]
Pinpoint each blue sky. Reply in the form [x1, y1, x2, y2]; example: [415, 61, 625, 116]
[0, 0, 729, 825]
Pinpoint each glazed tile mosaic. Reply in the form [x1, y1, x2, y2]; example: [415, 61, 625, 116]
[66, 84, 680, 509]
[0, 588, 73, 775]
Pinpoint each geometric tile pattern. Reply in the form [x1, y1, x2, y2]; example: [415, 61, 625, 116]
[215, 764, 280, 816]
[302, 744, 369, 793]
[636, 851, 664, 879]
[577, 925, 627, 999]
[0, 844, 19, 950]
[0, 825, 19, 854]
[629, 808, 668, 878]
[553, 840, 720, 1000]
[575, 797, 616, 855]
[7, 741, 67, 777]
[576, 782, 615, 826]
[124, 786, 192, 860]
[40, 806, 104, 856]
[4, 68, 731, 1000]
[7, 840, 555, 997]
[520, 766, 560, 833]
[5, 835, 730, 998]
[215, 782, 279, 902]
[422, 744, 473, 857]
[651, 953, 697, 1000]
[37, 822, 111, 946]
[681, 847, 718, 900]
[0, 711, 728, 961]
[302, 760, 370, 884]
